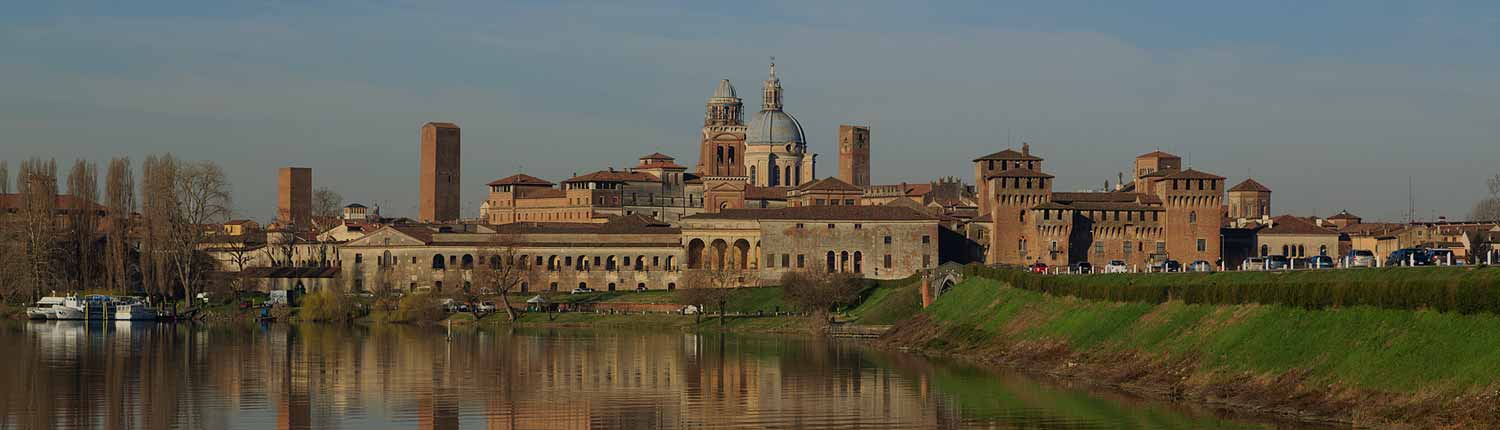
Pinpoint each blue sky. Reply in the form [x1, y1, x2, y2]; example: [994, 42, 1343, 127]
[2, 0, 1498, 221]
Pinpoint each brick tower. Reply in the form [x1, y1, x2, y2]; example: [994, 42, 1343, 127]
[420, 122, 461, 223]
[984, 147, 1053, 265]
[277, 167, 311, 229]
[837, 124, 871, 187]
[1155, 169, 1224, 264]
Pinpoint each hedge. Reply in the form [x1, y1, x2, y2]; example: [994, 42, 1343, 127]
[961, 264, 1500, 314]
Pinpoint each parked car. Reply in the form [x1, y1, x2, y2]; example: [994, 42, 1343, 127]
[1188, 260, 1213, 272]
[570, 287, 596, 294]
[1266, 255, 1290, 270]
[1105, 260, 1129, 273]
[1242, 257, 1266, 271]
[635, 284, 649, 292]
[1307, 255, 1334, 269]
[1429, 249, 1456, 265]
[1071, 261, 1093, 274]
[1289, 257, 1310, 269]
[1160, 260, 1183, 273]
[1343, 250, 1376, 268]
[477, 302, 497, 312]
[1029, 262, 1049, 274]
[1387, 248, 1433, 267]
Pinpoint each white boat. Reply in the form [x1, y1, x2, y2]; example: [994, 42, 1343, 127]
[26, 297, 66, 319]
[113, 300, 158, 321]
[53, 297, 89, 320]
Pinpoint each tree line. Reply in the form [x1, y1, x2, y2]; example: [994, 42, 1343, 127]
[0, 155, 231, 312]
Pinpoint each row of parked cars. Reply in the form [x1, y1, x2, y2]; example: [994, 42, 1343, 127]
[1031, 247, 1467, 275]
[1030, 259, 1216, 274]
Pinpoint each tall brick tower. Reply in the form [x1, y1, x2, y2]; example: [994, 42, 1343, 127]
[837, 125, 871, 187]
[277, 167, 312, 229]
[1155, 169, 1224, 264]
[420, 122, 461, 223]
[983, 146, 1053, 265]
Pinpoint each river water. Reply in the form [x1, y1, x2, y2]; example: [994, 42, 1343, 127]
[0, 321, 1315, 429]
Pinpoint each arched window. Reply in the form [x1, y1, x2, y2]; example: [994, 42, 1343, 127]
[750, 166, 757, 184]
[637, 282, 646, 291]
[1019, 210, 1026, 223]
[716, 147, 724, 163]
[826, 251, 836, 273]
[1319, 245, 1328, 256]
[1261, 245, 1269, 256]
[1282, 245, 1290, 256]
[1298, 245, 1306, 257]
[461, 254, 474, 269]
[1189, 211, 1197, 224]
[520, 282, 529, 293]
[840, 251, 849, 273]
[432, 254, 446, 269]
[853, 251, 863, 273]
[667, 282, 677, 291]
[382, 251, 392, 267]
[608, 282, 616, 291]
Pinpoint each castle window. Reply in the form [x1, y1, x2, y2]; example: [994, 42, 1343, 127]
[1123, 241, 1132, 257]
[1043, 210, 1050, 221]
[854, 224, 862, 229]
[1189, 211, 1197, 224]
[884, 236, 892, 244]
[1172, 180, 1179, 190]
[1019, 211, 1026, 223]
[1094, 241, 1104, 255]
[797, 254, 805, 268]
[1197, 239, 1207, 252]
[922, 235, 930, 244]
[828, 223, 836, 229]
[781, 254, 790, 267]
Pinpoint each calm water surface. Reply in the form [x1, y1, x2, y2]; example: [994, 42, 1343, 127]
[0, 321, 1318, 429]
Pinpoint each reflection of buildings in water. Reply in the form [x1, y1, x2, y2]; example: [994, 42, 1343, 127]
[2, 323, 948, 429]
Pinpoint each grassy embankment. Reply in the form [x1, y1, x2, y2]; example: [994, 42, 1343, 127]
[883, 267, 1500, 429]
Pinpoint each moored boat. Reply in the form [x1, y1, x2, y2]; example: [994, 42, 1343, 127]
[26, 297, 67, 319]
[113, 299, 158, 321]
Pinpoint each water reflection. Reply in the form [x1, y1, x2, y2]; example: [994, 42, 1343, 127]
[0, 321, 1298, 429]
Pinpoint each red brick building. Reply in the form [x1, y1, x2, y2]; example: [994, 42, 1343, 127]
[419, 122, 461, 223]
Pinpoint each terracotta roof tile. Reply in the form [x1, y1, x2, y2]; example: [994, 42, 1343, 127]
[973, 148, 1043, 162]
[1137, 150, 1181, 159]
[795, 177, 863, 192]
[684, 205, 937, 221]
[1229, 178, 1271, 192]
[488, 174, 554, 186]
[745, 186, 791, 200]
[564, 170, 659, 183]
[1162, 169, 1225, 180]
[1259, 215, 1338, 236]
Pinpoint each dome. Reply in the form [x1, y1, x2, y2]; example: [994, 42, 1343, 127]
[711, 79, 737, 100]
[746, 110, 805, 145]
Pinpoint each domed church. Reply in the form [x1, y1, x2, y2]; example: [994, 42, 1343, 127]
[696, 60, 816, 187]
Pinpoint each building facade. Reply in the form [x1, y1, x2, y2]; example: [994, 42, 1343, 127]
[697, 80, 748, 178]
[742, 62, 815, 188]
[681, 206, 940, 281]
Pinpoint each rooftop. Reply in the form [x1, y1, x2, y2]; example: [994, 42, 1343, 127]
[1260, 215, 1338, 236]
[984, 168, 1054, 179]
[488, 174, 554, 186]
[973, 148, 1043, 162]
[563, 170, 659, 183]
[684, 205, 937, 221]
[1162, 169, 1225, 180]
[1229, 178, 1272, 193]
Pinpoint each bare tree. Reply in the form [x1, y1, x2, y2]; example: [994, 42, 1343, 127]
[676, 268, 740, 326]
[264, 226, 298, 267]
[163, 160, 232, 311]
[16, 158, 60, 300]
[67, 160, 100, 292]
[1474, 173, 1500, 222]
[309, 187, 342, 266]
[780, 271, 864, 322]
[104, 157, 135, 293]
[469, 237, 536, 321]
[139, 155, 177, 298]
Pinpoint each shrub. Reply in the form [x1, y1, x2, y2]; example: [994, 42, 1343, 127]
[962, 264, 1500, 314]
[393, 293, 444, 323]
[299, 288, 357, 322]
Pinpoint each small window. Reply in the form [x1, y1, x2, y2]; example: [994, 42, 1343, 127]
[854, 223, 862, 230]
[828, 223, 836, 229]
[922, 235, 931, 244]
[884, 236, 892, 245]
[781, 254, 790, 267]
[796, 223, 804, 229]
[797, 254, 805, 268]
[1197, 239, 1207, 252]
[884, 254, 892, 268]
[1094, 241, 1104, 256]
[922, 254, 931, 268]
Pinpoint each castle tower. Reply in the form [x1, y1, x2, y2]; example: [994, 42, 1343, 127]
[985, 162, 1054, 265]
[972, 143, 1043, 217]
[1227, 178, 1271, 220]
[277, 167, 311, 229]
[743, 59, 814, 187]
[1153, 169, 1224, 264]
[420, 122, 461, 223]
[837, 125, 871, 187]
[697, 80, 747, 177]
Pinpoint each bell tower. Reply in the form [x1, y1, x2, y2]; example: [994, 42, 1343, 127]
[838, 125, 871, 187]
[697, 79, 747, 177]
